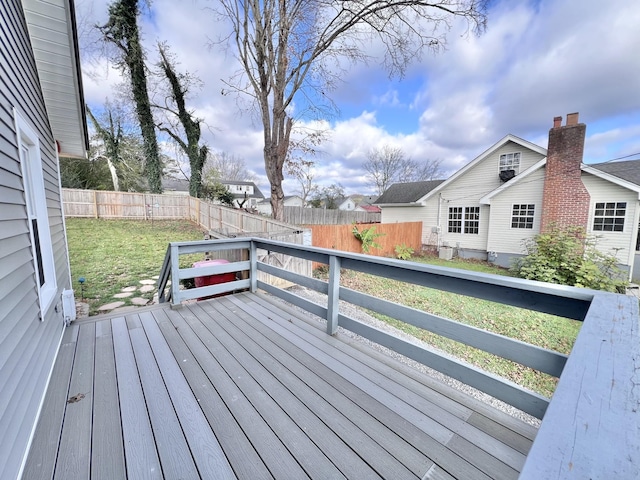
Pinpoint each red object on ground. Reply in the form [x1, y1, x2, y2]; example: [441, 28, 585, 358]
[192, 259, 236, 300]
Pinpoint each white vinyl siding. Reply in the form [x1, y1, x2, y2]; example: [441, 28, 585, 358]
[583, 173, 639, 269]
[425, 142, 544, 251]
[486, 168, 545, 255]
[0, 1, 72, 478]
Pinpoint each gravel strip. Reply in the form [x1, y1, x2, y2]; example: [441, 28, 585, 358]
[266, 285, 541, 428]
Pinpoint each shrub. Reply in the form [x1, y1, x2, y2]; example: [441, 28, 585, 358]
[395, 244, 414, 260]
[511, 225, 628, 292]
[352, 224, 385, 254]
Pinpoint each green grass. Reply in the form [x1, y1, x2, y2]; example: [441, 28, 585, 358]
[66, 218, 205, 315]
[318, 253, 581, 398]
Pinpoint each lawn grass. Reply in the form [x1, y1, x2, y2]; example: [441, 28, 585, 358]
[318, 253, 581, 398]
[66, 218, 206, 315]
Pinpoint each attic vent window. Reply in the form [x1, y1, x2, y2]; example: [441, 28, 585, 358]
[499, 152, 521, 175]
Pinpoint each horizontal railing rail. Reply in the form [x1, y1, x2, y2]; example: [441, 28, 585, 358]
[157, 237, 639, 478]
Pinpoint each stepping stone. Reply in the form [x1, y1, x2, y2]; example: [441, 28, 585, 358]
[152, 275, 159, 280]
[139, 279, 156, 285]
[111, 306, 138, 313]
[131, 297, 149, 306]
[139, 285, 155, 293]
[113, 292, 133, 298]
[98, 301, 125, 311]
[122, 286, 138, 292]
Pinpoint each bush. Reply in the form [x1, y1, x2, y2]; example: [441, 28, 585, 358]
[395, 244, 414, 260]
[511, 225, 628, 293]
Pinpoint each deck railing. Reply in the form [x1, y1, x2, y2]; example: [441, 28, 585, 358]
[158, 237, 639, 478]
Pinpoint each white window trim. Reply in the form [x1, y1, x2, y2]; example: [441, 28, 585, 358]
[499, 152, 521, 175]
[448, 206, 480, 234]
[15, 109, 57, 317]
[592, 201, 626, 233]
[510, 203, 536, 229]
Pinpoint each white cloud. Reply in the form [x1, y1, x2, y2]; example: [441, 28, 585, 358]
[76, 0, 640, 198]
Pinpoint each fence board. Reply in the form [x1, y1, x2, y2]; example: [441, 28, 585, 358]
[283, 206, 380, 225]
[308, 222, 422, 266]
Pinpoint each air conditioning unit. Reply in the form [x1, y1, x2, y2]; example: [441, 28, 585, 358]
[499, 169, 516, 182]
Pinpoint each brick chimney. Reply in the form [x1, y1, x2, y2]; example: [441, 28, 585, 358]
[540, 113, 590, 232]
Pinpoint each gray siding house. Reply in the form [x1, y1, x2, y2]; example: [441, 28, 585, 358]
[0, 0, 87, 478]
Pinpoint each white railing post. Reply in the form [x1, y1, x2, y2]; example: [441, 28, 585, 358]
[327, 254, 341, 335]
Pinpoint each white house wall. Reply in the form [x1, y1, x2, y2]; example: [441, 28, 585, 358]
[381, 206, 433, 243]
[486, 168, 546, 256]
[423, 141, 546, 252]
[583, 173, 639, 269]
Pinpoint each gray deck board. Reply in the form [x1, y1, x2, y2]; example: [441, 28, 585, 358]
[53, 322, 95, 480]
[22, 325, 78, 480]
[190, 301, 413, 479]
[127, 315, 201, 480]
[197, 299, 429, 478]
[91, 320, 126, 480]
[161, 306, 311, 479]
[226, 294, 521, 478]
[111, 316, 163, 479]
[24, 293, 537, 479]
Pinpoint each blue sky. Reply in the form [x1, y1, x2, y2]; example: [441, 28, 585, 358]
[77, 0, 640, 197]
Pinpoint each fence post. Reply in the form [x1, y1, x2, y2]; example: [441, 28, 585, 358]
[327, 254, 341, 335]
[93, 190, 98, 218]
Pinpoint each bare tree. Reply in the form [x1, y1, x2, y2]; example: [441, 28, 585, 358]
[155, 44, 208, 197]
[286, 159, 317, 205]
[99, 0, 163, 193]
[215, 0, 486, 220]
[203, 151, 255, 183]
[86, 103, 147, 191]
[364, 145, 442, 195]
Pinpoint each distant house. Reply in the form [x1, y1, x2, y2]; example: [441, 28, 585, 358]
[255, 195, 304, 215]
[377, 113, 640, 280]
[161, 176, 190, 194]
[337, 195, 358, 211]
[354, 195, 382, 213]
[0, 1, 88, 478]
[219, 180, 265, 208]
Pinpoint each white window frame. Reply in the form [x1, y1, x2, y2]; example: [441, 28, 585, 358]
[15, 109, 57, 316]
[593, 201, 626, 232]
[448, 206, 480, 234]
[511, 204, 535, 229]
[499, 152, 521, 174]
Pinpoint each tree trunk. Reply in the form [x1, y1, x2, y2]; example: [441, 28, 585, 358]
[106, 158, 120, 191]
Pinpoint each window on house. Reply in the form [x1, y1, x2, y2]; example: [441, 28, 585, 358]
[448, 206, 479, 234]
[15, 110, 57, 315]
[512, 204, 535, 229]
[593, 202, 626, 232]
[499, 152, 521, 174]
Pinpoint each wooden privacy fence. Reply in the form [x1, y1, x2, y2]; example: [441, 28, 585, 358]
[283, 206, 380, 225]
[62, 188, 189, 219]
[308, 222, 422, 266]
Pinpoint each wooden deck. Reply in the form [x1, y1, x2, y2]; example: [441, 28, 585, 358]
[23, 292, 537, 480]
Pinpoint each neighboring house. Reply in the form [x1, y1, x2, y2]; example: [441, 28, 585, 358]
[220, 180, 265, 208]
[0, 1, 88, 479]
[161, 176, 190, 194]
[356, 204, 382, 213]
[337, 195, 358, 211]
[377, 113, 640, 280]
[255, 195, 304, 215]
[354, 195, 382, 213]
